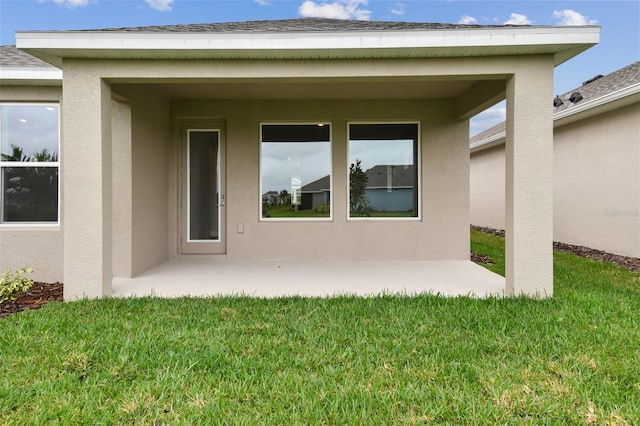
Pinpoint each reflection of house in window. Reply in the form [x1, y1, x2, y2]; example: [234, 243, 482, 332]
[364, 165, 414, 212]
[300, 175, 331, 210]
[303, 164, 415, 213]
[262, 191, 280, 205]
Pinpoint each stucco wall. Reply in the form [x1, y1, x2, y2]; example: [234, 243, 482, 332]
[129, 90, 171, 276]
[111, 100, 133, 277]
[470, 102, 640, 258]
[111, 86, 171, 277]
[554, 103, 639, 257]
[170, 98, 470, 261]
[0, 85, 63, 283]
[469, 144, 505, 230]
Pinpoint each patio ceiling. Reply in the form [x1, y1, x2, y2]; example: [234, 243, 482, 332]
[128, 78, 479, 100]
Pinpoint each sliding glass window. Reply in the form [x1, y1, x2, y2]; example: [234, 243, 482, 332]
[261, 123, 331, 220]
[348, 123, 419, 219]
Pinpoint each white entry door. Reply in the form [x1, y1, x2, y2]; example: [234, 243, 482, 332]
[181, 121, 226, 254]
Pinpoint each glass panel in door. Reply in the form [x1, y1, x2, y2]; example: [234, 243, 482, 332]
[181, 123, 226, 254]
[189, 131, 219, 241]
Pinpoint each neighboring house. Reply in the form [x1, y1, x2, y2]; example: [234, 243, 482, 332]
[470, 61, 640, 258]
[0, 19, 599, 299]
[306, 165, 417, 213]
[363, 165, 416, 213]
[300, 175, 331, 211]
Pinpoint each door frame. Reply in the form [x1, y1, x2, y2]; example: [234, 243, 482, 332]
[179, 120, 227, 254]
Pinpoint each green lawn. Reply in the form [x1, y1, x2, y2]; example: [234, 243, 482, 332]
[263, 205, 414, 218]
[263, 205, 330, 218]
[1, 231, 639, 424]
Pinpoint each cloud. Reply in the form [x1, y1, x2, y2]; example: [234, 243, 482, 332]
[389, 2, 405, 16]
[504, 13, 531, 25]
[46, 0, 90, 8]
[470, 106, 506, 136]
[145, 0, 173, 12]
[458, 15, 477, 25]
[298, 0, 372, 20]
[552, 10, 597, 26]
[254, 0, 271, 5]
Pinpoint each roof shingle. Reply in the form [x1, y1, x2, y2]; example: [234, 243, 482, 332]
[84, 18, 521, 34]
[471, 61, 640, 144]
[553, 61, 640, 113]
[0, 45, 56, 68]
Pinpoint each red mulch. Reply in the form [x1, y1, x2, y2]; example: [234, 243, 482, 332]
[0, 282, 63, 318]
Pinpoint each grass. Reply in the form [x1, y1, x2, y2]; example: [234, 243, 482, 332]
[264, 205, 414, 218]
[263, 205, 330, 218]
[1, 232, 639, 425]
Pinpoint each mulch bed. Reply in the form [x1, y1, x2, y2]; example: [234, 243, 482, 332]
[2, 230, 638, 318]
[0, 282, 63, 319]
[470, 252, 495, 265]
[471, 225, 640, 272]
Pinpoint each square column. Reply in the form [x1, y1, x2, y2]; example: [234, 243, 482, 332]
[62, 71, 113, 300]
[505, 58, 554, 297]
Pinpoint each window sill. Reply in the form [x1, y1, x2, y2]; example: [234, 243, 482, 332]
[0, 223, 60, 229]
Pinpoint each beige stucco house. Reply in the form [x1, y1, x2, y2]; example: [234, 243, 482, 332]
[0, 19, 599, 300]
[471, 61, 639, 258]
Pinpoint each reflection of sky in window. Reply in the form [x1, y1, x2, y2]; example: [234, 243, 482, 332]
[261, 141, 330, 193]
[349, 139, 413, 171]
[1, 105, 59, 159]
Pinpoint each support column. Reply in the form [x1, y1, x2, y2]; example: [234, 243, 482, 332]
[505, 57, 554, 297]
[63, 70, 113, 300]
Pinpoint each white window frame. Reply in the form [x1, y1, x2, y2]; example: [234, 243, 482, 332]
[259, 122, 333, 222]
[347, 121, 421, 222]
[186, 128, 221, 243]
[0, 102, 60, 227]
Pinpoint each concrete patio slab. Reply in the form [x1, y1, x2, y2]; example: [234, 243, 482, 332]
[112, 259, 505, 298]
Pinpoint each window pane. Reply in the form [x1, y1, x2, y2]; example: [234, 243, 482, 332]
[261, 124, 331, 219]
[349, 123, 418, 218]
[1, 105, 59, 161]
[2, 166, 58, 222]
[189, 131, 219, 241]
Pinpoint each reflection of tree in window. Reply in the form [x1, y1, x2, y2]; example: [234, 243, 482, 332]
[0, 104, 60, 223]
[1, 144, 58, 222]
[349, 159, 372, 217]
[348, 123, 419, 218]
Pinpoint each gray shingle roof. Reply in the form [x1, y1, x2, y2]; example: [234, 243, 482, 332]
[0, 45, 56, 68]
[471, 61, 640, 144]
[301, 164, 416, 192]
[470, 122, 506, 143]
[302, 175, 330, 192]
[365, 165, 415, 188]
[553, 61, 640, 113]
[82, 18, 524, 33]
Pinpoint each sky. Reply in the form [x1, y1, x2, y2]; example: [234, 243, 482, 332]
[0, 0, 638, 134]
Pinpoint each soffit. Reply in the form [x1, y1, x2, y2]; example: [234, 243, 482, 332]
[16, 25, 600, 68]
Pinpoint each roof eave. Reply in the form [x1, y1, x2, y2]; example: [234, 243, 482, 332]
[470, 82, 640, 152]
[16, 26, 600, 68]
[0, 66, 62, 86]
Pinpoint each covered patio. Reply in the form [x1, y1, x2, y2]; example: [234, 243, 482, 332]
[112, 259, 504, 298]
[10, 19, 600, 301]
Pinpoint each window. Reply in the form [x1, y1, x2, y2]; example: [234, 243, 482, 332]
[348, 123, 419, 219]
[261, 123, 331, 220]
[0, 104, 59, 224]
